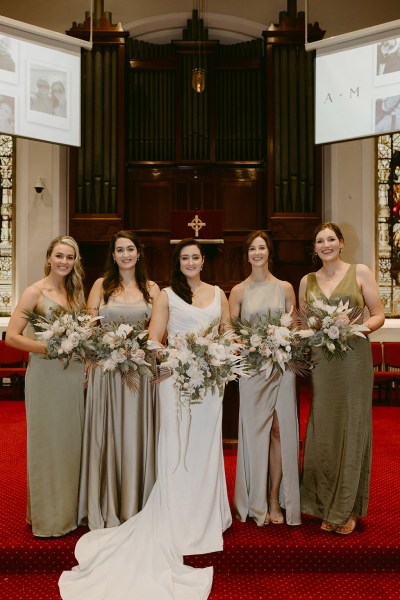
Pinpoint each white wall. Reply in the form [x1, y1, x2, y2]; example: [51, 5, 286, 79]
[323, 138, 376, 271]
[15, 138, 68, 301]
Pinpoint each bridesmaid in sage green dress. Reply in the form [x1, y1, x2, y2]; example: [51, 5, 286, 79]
[6, 236, 86, 537]
[230, 230, 301, 527]
[299, 222, 384, 535]
[78, 231, 160, 530]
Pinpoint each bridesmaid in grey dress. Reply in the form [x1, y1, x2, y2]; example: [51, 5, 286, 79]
[230, 230, 301, 526]
[6, 236, 86, 537]
[78, 231, 160, 529]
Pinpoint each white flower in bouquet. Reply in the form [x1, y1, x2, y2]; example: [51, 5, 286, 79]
[24, 308, 100, 368]
[297, 294, 370, 360]
[231, 310, 312, 379]
[116, 323, 133, 339]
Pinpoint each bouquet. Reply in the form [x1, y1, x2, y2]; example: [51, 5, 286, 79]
[297, 294, 370, 360]
[156, 320, 246, 405]
[154, 320, 247, 469]
[88, 320, 153, 391]
[231, 309, 312, 379]
[24, 308, 99, 368]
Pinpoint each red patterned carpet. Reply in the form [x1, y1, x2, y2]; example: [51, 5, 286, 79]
[0, 391, 399, 599]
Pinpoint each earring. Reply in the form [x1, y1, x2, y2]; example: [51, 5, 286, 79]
[137, 256, 140, 262]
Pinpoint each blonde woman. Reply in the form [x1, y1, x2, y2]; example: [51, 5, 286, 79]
[6, 236, 86, 537]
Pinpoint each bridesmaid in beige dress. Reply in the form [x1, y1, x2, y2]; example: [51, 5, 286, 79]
[231, 230, 301, 526]
[6, 236, 86, 537]
[78, 230, 160, 529]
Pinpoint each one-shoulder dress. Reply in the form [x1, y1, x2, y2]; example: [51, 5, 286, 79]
[300, 265, 373, 525]
[59, 286, 231, 599]
[234, 281, 301, 526]
[25, 293, 85, 537]
[78, 298, 157, 530]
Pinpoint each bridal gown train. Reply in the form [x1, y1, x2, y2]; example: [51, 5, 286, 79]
[59, 285, 232, 599]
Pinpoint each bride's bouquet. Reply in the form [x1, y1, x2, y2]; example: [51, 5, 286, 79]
[155, 320, 247, 406]
[231, 309, 312, 379]
[297, 294, 370, 360]
[88, 321, 153, 391]
[154, 320, 247, 469]
[24, 308, 99, 368]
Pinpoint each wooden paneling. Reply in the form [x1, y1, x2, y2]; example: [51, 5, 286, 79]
[126, 165, 265, 291]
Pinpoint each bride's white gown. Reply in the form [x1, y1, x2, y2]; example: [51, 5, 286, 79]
[59, 286, 232, 599]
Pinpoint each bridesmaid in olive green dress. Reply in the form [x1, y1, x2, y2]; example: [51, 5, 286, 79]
[6, 236, 86, 537]
[231, 230, 301, 527]
[78, 231, 160, 529]
[299, 223, 384, 535]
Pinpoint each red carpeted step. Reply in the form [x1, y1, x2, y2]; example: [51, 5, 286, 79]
[1, 397, 400, 596]
[1, 570, 400, 600]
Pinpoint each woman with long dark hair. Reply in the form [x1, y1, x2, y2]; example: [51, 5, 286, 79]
[299, 222, 384, 534]
[6, 236, 86, 537]
[59, 238, 231, 599]
[78, 230, 160, 529]
[231, 230, 301, 527]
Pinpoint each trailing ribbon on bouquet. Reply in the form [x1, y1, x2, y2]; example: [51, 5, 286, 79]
[153, 320, 247, 470]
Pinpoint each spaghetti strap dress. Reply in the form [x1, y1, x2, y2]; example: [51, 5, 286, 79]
[300, 264, 373, 525]
[59, 285, 231, 599]
[234, 281, 301, 526]
[78, 298, 157, 530]
[25, 293, 85, 537]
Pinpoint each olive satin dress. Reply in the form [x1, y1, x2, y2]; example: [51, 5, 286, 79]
[234, 281, 301, 526]
[25, 293, 85, 537]
[78, 298, 157, 529]
[301, 265, 373, 525]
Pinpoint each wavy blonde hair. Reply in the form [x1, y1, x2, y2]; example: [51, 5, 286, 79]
[44, 236, 85, 310]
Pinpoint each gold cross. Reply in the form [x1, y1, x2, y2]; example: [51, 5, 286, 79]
[187, 214, 206, 237]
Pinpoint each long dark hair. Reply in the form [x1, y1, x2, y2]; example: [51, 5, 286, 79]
[45, 236, 85, 311]
[312, 222, 344, 266]
[244, 230, 274, 270]
[102, 230, 151, 304]
[170, 238, 205, 304]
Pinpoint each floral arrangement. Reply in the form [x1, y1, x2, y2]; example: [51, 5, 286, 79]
[24, 308, 99, 368]
[156, 320, 247, 405]
[88, 320, 153, 391]
[297, 294, 370, 360]
[154, 319, 247, 469]
[231, 309, 312, 379]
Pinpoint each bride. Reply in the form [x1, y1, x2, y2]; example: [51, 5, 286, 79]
[59, 238, 232, 599]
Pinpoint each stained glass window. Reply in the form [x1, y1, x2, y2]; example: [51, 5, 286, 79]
[377, 134, 400, 317]
[0, 135, 13, 317]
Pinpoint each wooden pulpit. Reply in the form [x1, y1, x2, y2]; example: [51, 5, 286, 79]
[170, 210, 224, 244]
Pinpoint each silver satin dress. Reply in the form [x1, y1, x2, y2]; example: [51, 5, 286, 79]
[78, 298, 158, 529]
[233, 281, 301, 526]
